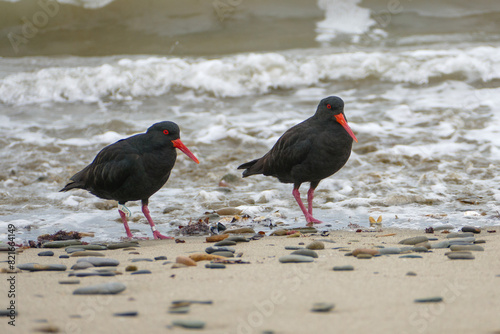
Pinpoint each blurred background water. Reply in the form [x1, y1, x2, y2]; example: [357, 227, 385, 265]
[1, 0, 500, 242]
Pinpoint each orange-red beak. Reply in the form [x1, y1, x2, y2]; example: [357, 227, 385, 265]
[171, 139, 200, 164]
[334, 114, 358, 143]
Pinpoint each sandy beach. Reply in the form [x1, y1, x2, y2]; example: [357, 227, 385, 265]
[2, 227, 499, 334]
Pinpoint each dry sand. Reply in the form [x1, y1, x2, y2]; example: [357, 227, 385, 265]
[2, 227, 500, 334]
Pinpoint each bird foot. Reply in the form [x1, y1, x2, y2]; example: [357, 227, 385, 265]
[305, 216, 324, 226]
[152, 230, 174, 240]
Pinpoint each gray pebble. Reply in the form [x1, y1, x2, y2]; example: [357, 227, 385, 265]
[447, 252, 475, 260]
[130, 258, 153, 262]
[206, 246, 235, 254]
[172, 319, 205, 329]
[448, 237, 476, 245]
[214, 240, 237, 246]
[378, 247, 401, 255]
[285, 246, 304, 250]
[113, 311, 138, 317]
[73, 282, 126, 295]
[67, 244, 107, 251]
[356, 254, 373, 259]
[107, 242, 139, 250]
[38, 251, 54, 257]
[411, 246, 430, 253]
[70, 251, 106, 257]
[450, 245, 484, 252]
[43, 240, 83, 248]
[65, 248, 86, 254]
[76, 257, 119, 267]
[446, 232, 474, 239]
[71, 261, 95, 270]
[59, 280, 80, 284]
[211, 251, 234, 258]
[59, 255, 70, 259]
[226, 236, 250, 242]
[431, 240, 450, 249]
[205, 263, 226, 269]
[17, 263, 67, 271]
[406, 271, 417, 276]
[333, 265, 354, 271]
[154, 256, 168, 261]
[279, 255, 314, 263]
[311, 302, 335, 312]
[414, 297, 443, 303]
[69, 271, 116, 277]
[399, 255, 423, 259]
[291, 249, 318, 258]
[168, 306, 190, 314]
[131, 270, 152, 275]
[399, 236, 428, 245]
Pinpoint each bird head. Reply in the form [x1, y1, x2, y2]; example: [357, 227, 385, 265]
[149, 121, 200, 164]
[318, 96, 358, 143]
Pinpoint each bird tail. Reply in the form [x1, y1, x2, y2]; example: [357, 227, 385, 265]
[60, 181, 83, 192]
[237, 159, 262, 178]
[59, 167, 88, 192]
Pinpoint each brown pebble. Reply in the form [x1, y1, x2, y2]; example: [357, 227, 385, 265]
[34, 325, 60, 333]
[206, 234, 229, 242]
[176, 256, 197, 266]
[70, 251, 105, 257]
[122, 248, 136, 251]
[287, 232, 301, 238]
[224, 228, 255, 234]
[129, 251, 140, 255]
[188, 253, 226, 262]
[306, 241, 325, 250]
[125, 265, 138, 272]
[352, 248, 380, 257]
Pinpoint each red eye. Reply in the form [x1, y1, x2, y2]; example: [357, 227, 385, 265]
[327, 104, 332, 109]
[163, 130, 169, 135]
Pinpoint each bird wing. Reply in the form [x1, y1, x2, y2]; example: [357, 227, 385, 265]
[83, 142, 139, 195]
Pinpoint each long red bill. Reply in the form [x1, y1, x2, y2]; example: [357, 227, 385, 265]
[334, 114, 358, 143]
[171, 138, 200, 164]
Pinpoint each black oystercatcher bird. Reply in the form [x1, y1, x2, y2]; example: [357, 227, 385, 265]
[60, 121, 199, 239]
[238, 96, 357, 226]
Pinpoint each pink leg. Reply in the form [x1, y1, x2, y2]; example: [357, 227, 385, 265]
[307, 188, 315, 215]
[142, 204, 173, 240]
[118, 208, 148, 240]
[118, 209, 134, 239]
[292, 188, 324, 226]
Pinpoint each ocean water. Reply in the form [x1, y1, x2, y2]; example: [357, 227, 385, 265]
[1, 0, 500, 243]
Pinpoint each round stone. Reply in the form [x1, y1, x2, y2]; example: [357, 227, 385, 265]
[447, 252, 475, 260]
[291, 249, 318, 258]
[73, 282, 126, 295]
[306, 241, 325, 250]
[38, 251, 54, 257]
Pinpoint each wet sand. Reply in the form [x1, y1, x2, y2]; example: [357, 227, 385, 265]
[2, 227, 500, 334]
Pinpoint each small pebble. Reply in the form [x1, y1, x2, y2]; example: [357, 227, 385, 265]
[17, 263, 67, 272]
[38, 251, 54, 257]
[447, 252, 475, 260]
[211, 251, 234, 258]
[71, 262, 95, 270]
[399, 255, 423, 259]
[306, 241, 325, 250]
[450, 245, 484, 252]
[107, 242, 139, 250]
[226, 236, 250, 242]
[59, 280, 80, 284]
[225, 228, 255, 234]
[446, 232, 474, 239]
[113, 311, 138, 317]
[59, 255, 70, 259]
[76, 257, 119, 267]
[125, 265, 138, 272]
[356, 254, 373, 259]
[333, 265, 354, 271]
[431, 240, 450, 249]
[448, 237, 476, 245]
[65, 248, 85, 254]
[411, 246, 429, 253]
[206, 246, 235, 254]
[291, 249, 318, 258]
[176, 256, 197, 266]
[43, 240, 82, 248]
[131, 270, 152, 275]
[311, 303, 335, 312]
[130, 258, 153, 262]
[399, 236, 428, 245]
[461, 226, 481, 234]
[284, 246, 304, 250]
[352, 248, 380, 257]
[172, 319, 206, 329]
[70, 251, 105, 257]
[378, 247, 401, 255]
[154, 256, 168, 261]
[214, 240, 237, 246]
[168, 306, 190, 314]
[279, 255, 314, 263]
[73, 282, 126, 295]
[414, 297, 443, 303]
[406, 271, 417, 276]
[205, 263, 226, 269]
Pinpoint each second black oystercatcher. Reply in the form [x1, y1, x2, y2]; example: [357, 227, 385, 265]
[60, 121, 199, 239]
[238, 96, 357, 226]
